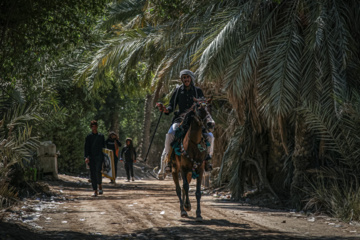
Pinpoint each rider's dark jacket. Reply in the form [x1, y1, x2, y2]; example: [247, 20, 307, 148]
[166, 84, 204, 123]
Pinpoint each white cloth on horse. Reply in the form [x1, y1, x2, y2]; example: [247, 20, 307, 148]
[158, 149, 167, 178]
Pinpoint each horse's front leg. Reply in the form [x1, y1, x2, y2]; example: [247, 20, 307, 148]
[195, 168, 204, 221]
[173, 170, 186, 217]
[182, 170, 191, 212]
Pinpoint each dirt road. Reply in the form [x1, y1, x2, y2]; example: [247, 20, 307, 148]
[1, 164, 360, 239]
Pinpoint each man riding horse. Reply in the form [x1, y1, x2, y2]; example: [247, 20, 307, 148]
[157, 69, 214, 180]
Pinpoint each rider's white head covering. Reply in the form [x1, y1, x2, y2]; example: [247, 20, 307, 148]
[180, 69, 196, 83]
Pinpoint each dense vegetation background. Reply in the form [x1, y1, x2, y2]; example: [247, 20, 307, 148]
[2, 0, 360, 222]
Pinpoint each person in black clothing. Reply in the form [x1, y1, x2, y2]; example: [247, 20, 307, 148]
[84, 120, 105, 197]
[105, 131, 121, 183]
[120, 138, 136, 182]
[157, 69, 214, 180]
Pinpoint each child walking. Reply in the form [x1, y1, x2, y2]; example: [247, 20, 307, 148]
[120, 138, 136, 182]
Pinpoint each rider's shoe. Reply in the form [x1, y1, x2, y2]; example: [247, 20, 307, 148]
[165, 164, 172, 174]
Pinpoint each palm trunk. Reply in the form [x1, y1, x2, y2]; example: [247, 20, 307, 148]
[140, 94, 153, 161]
[291, 114, 313, 208]
[109, 109, 120, 134]
[267, 127, 288, 198]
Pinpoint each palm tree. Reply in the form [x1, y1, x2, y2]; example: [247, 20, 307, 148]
[147, 0, 360, 206]
[0, 86, 43, 208]
[75, 0, 166, 161]
[76, 0, 360, 208]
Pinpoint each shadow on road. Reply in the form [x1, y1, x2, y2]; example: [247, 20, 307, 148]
[1, 221, 358, 240]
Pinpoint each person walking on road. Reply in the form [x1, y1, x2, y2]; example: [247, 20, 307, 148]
[120, 138, 136, 182]
[84, 120, 105, 197]
[105, 131, 121, 184]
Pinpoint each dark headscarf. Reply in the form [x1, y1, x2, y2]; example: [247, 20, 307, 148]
[125, 138, 134, 148]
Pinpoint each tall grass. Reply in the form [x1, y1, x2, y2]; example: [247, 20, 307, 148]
[305, 170, 360, 221]
[301, 93, 360, 221]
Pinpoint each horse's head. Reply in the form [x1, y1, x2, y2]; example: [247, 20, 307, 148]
[193, 97, 215, 132]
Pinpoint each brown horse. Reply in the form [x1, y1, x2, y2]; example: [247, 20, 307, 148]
[172, 97, 215, 221]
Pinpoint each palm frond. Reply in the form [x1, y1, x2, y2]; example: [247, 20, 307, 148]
[97, 0, 147, 30]
[258, 0, 303, 120]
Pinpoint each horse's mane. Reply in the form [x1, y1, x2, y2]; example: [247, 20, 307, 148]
[178, 103, 195, 120]
[179, 107, 195, 128]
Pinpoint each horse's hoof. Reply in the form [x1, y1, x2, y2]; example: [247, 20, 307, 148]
[184, 205, 191, 212]
[196, 216, 203, 222]
[181, 211, 188, 218]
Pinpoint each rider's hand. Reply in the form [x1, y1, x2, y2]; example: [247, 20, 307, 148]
[85, 158, 90, 164]
[156, 102, 168, 113]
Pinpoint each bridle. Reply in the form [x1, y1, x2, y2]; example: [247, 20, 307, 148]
[192, 99, 212, 131]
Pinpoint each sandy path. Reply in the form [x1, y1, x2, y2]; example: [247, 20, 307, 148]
[1, 164, 360, 239]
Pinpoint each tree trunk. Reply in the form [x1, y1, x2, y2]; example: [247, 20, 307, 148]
[140, 94, 153, 161]
[291, 114, 313, 209]
[267, 127, 288, 198]
[109, 109, 120, 135]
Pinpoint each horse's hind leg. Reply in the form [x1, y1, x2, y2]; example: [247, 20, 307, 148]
[173, 170, 187, 217]
[195, 170, 203, 221]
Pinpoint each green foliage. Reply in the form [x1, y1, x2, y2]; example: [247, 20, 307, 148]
[0, 86, 43, 208]
[150, 0, 191, 19]
[0, 0, 108, 83]
[118, 99, 145, 145]
[0, 0, 110, 208]
[0, 102, 42, 169]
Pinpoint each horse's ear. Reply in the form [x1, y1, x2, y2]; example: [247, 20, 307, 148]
[207, 96, 213, 104]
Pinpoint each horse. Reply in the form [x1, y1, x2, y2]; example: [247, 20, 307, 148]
[171, 97, 215, 221]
